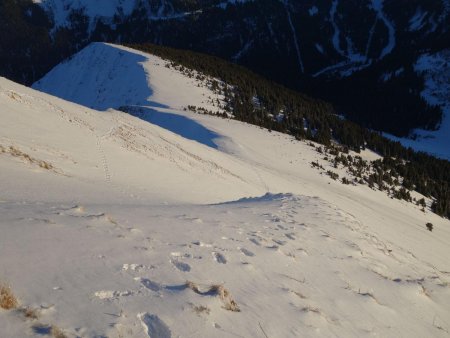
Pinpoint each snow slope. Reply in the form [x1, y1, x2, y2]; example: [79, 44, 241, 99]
[33, 43, 225, 115]
[1, 43, 450, 337]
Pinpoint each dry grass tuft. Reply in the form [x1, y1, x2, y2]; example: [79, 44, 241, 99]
[17, 306, 39, 320]
[420, 284, 431, 298]
[186, 281, 201, 294]
[2, 145, 54, 170]
[38, 160, 53, 170]
[22, 307, 39, 320]
[190, 303, 211, 315]
[51, 325, 67, 338]
[211, 285, 240, 312]
[186, 281, 240, 312]
[0, 284, 19, 310]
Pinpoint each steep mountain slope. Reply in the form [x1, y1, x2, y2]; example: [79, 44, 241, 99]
[3, 0, 449, 139]
[33, 43, 450, 220]
[2, 44, 450, 336]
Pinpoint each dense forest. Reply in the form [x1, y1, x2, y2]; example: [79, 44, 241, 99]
[127, 43, 450, 218]
[0, 0, 82, 84]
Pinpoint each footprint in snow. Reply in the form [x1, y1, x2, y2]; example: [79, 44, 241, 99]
[171, 259, 191, 272]
[285, 233, 296, 240]
[239, 248, 255, 257]
[265, 244, 279, 250]
[141, 278, 162, 292]
[249, 238, 261, 246]
[138, 313, 171, 338]
[212, 252, 227, 264]
[272, 239, 287, 246]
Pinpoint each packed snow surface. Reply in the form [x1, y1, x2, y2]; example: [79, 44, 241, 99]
[1, 43, 450, 337]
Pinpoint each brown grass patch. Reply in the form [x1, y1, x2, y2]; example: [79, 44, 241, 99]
[51, 325, 67, 338]
[190, 303, 211, 315]
[186, 281, 240, 312]
[22, 307, 39, 320]
[0, 284, 19, 310]
[1, 145, 54, 171]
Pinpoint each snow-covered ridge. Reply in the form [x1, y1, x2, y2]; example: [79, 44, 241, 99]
[1, 42, 450, 337]
[33, 43, 226, 114]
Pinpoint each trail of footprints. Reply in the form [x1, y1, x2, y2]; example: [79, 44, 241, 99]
[91, 207, 304, 337]
[2, 199, 357, 337]
[44, 197, 450, 337]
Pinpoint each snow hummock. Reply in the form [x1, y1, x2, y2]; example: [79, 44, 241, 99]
[1, 42, 450, 337]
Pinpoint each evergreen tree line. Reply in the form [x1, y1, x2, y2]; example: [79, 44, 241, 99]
[127, 43, 450, 218]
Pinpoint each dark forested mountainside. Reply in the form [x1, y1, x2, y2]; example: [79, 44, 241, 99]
[1, 0, 449, 138]
[0, 0, 80, 84]
[126, 43, 450, 218]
